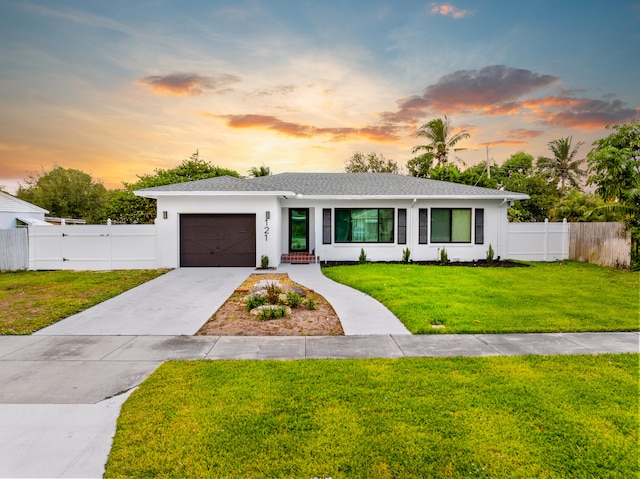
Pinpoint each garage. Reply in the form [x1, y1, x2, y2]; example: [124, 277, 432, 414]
[180, 214, 256, 267]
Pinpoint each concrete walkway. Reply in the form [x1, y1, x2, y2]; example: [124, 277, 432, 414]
[36, 265, 410, 336]
[1, 265, 638, 478]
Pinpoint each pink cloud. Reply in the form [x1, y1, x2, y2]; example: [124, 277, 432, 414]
[137, 72, 240, 96]
[207, 114, 401, 142]
[430, 3, 471, 19]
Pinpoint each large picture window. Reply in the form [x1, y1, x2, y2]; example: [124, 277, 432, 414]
[335, 208, 394, 243]
[431, 208, 471, 243]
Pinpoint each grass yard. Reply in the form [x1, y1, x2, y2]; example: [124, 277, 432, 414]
[322, 261, 639, 334]
[0, 269, 167, 334]
[105, 354, 638, 478]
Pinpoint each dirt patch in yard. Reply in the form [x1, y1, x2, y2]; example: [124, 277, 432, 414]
[196, 273, 343, 336]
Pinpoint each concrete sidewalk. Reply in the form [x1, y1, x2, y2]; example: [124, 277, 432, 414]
[1, 332, 638, 403]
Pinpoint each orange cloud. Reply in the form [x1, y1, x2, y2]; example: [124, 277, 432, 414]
[209, 114, 401, 142]
[430, 3, 471, 19]
[506, 128, 543, 140]
[137, 72, 240, 96]
[476, 140, 528, 148]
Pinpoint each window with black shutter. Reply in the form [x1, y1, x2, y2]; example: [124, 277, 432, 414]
[418, 208, 428, 244]
[397, 209, 406, 245]
[322, 209, 332, 244]
[475, 208, 484, 244]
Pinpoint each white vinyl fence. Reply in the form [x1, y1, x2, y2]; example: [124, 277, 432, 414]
[28, 223, 157, 270]
[0, 228, 29, 271]
[18, 221, 630, 271]
[506, 220, 569, 262]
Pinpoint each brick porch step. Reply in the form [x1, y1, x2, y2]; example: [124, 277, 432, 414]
[280, 253, 319, 264]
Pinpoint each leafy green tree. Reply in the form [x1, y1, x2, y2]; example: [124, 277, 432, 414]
[549, 190, 620, 222]
[17, 165, 107, 223]
[406, 153, 434, 178]
[105, 152, 240, 224]
[494, 152, 561, 222]
[537, 137, 585, 193]
[586, 121, 640, 268]
[428, 164, 462, 183]
[459, 161, 498, 189]
[410, 116, 470, 170]
[248, 165, 271, 177]
[344, 152, 399, 173]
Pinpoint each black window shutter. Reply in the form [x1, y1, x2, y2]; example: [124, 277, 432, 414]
[322, 209, 332, 244]
[418, 208, 428, 244]
[475, 208, 484, 244]
[397, 209, 407, 245]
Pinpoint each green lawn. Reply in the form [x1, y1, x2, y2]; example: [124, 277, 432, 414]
[105, 355, 638, 478]
[322, 261, 639, 334]
[0, 269, 167, 334]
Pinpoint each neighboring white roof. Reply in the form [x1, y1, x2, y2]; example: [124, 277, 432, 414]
[135, 172, 530, 201]
[0, 191, 48, 214]
[17, 217, 53, 226]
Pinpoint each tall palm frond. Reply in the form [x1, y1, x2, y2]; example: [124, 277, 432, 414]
[537, 137, 585, 192]
[412, 116, 470, 167]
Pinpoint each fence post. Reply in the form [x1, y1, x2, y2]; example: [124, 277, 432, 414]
[544, 218, 549, 261]
[562, 218, 568, 260]
[107, 218, 113, 270]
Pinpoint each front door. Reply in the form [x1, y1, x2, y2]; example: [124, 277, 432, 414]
[289, 208, 309, 252]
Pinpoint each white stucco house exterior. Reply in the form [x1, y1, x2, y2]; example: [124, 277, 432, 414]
[0, 191, 49, 229]
[135, 172, 529, 268]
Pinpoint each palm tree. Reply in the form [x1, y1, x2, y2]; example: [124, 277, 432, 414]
[248, 165, 271, 177]
[537, 137, 585, 192]
[411, 116, 470, 168]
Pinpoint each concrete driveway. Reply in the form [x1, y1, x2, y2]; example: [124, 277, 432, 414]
[35, 267, 256, 336]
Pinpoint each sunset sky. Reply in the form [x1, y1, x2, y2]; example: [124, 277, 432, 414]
[1, 0, 638, 193]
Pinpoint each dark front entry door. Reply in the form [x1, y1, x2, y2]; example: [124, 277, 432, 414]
[180, 214, 256, 267]
[289, 208, 309, 252]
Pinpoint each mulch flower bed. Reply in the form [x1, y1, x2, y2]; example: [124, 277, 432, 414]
[196, 273, 344, 336]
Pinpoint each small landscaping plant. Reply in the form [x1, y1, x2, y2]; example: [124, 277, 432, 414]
[305, 297, 317, 310]
[255, 305, 289, 320]
[358, 248, 368, 264]
[439, 247, 449, 265]
[402, 247, 411, 263]
[486, 244, 495, 263]
[260, 255, 269, 269]
[264, 282, 282, 304]
[286, 291, 304, 308]
[245, 294, 266, 311]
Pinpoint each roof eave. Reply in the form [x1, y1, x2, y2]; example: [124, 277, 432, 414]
[134, 190, 295, 199]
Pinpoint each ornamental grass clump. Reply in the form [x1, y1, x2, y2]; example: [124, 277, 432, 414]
[286, 291, 304, 308]
[256, 305, 289, 320]
[264, 282, 282, 305]
[245, 294, 266, 311]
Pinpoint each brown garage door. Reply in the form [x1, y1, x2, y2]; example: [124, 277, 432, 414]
[180, 214, 256, 267]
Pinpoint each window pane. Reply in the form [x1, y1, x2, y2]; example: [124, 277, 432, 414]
[379, 209, 394, 243]
[431, 209, 451, 242]
[334, 209, 394, 243]
[452, 209, 471, 242]
[335, 210, 351, 242]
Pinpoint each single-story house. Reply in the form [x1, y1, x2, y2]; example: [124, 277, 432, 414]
[135, 172, 529, 268]
[0, 191, 49, 229]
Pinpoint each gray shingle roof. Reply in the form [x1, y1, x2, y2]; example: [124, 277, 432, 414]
[136, 172, 529, 200]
